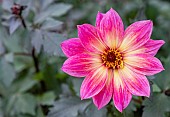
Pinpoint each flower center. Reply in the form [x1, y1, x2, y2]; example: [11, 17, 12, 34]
[101, 49, 124, 69]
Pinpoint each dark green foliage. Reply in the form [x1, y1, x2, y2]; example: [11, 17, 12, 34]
[0, 0, 170, 117]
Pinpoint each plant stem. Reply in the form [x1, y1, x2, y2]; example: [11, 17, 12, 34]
[19, 10, 47, 92]
[31, 47, 39, 72]
[20, 16, 27, 29]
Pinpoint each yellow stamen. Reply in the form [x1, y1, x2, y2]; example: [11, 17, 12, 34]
[101, 49, 124, 69]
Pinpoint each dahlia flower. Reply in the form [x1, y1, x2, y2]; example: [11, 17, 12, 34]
[61, 8, 164, 112]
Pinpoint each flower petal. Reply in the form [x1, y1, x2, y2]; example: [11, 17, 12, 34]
[61, 38, 87, 57]
[78, 24, 106, 53]
[143, 39, 165, 56]
[62, 53, 101, 77]
[124, 54, 164, 76]
[99, 8, 124, 48]
[96, 12, 105, 27]
[113, 70, 132, 112]
[92, 70, 113, 110]
[80, 66, 108, 99]
[120, 20, 153, 52]
[118, 66, 150, 97]
[125, 39, 165, 56]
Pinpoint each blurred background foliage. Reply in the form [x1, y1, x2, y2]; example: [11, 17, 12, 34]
[0, 0, 170, 117]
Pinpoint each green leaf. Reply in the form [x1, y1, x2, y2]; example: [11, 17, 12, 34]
[47, 96, 91, 117]
[0, 82, 8, 97]
[36, 106, 45, 117]
[152, 83, 161, 92]
[0, 97, 3, 117]
[0, 39, 5, 55]
[3, 30, 27, 53]
[42, 31, 65, 56]
[123, 100, 137, 117]
[10, 75, 38, 93]
[145, 4, 158, 23]
[49, 3, 72, 17]
[0, 58, 16, 87]
[4, 53, 14, 63]
[13, 93, 36, 116]
[111, 100, 137, 117]
[9, 16, 22, 35]
[41, 18, 63, 31]
[2, 0, 13, 12]
[154, 57, 170, 91]
[37, 91, 55, 106]
[72, 78, 83, 96]
[31, 30, 43, 53]
[82, 103, 107, 117]
[31, 30, 66, 56]
[14, 55, 33, 72]
[41, 0, 54, 10]
[34, 3, 72, 23]
[149, 0, 170, 19]
[142, 93, 170, 117]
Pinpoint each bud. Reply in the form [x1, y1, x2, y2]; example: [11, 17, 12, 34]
[11, 3, 27, 16]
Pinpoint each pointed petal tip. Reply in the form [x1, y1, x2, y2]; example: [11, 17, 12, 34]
[146, 95, 150, 98]
[80, 97, 84, 100]
[109, 8, 113, 11]
[97, 11, 102, 14]
[135, 20, 153, 26]
[80, 92, 85, 100]
[80, 89, 86, 100]
[137, 20, 153, 28]
[159, 40, 165, 45]
[145, 20, 153, 26]
[162, 40, 165, 44]
[143, 20, 152, 23]
[107, 8, 118, 14]
[116, 106, 123, 113]
[60, 42, 63, 47]
[77, 25, 80, 29]
[97, 106, 102, 110]
[60, 42, 64, 51]
[60, 66, 64, 71]
[145, 90, 150, 98]
[80, 94, 89, 100]
[94, 102, 103, 110]
[93, 101, 103, 110]
[159, 63, 165, 72]
[77, 25, 83, 29]
[77, 24, 88, 28]
[61, 66, 66, 73]
[141, 87, 150, 98]
[109, 8, 115, 11]
[60, 42, 66, 52]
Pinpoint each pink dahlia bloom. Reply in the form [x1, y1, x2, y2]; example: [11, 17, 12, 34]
[61, 8, 165, 112]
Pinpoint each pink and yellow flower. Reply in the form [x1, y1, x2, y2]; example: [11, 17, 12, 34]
[61, 8, 164, 112]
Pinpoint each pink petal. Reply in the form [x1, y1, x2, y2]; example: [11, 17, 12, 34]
[80, 66, 108, 99]
[62, 53, 101, 77]
[77, 24, 106, 53]
[113, 70, 132, 112]
[125, 39, 165, 56]
[143, 39, 165, 56]
[92, 70, 113, 110]
[124, 53, 164, 76]
[120, 20, 153, 52]
[99, 8, 124, 48]
[118, 66, 150, 97]
[61, 38, 87, 57]
[96, 12, 105, 27]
